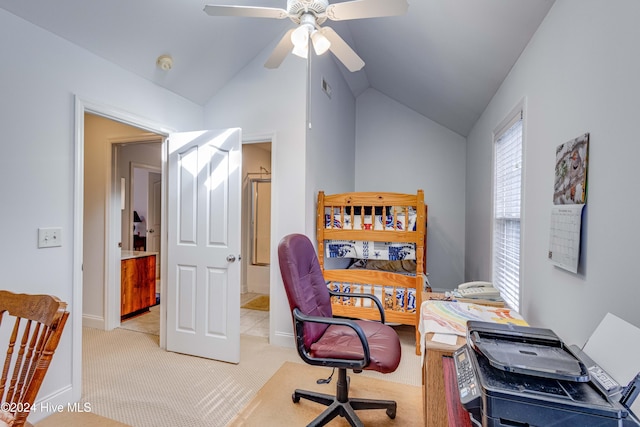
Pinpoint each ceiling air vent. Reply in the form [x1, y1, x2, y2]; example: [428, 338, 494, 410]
[321, 77, 332, 99]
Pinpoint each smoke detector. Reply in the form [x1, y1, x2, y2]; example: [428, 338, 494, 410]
[156, 55, 173, 71]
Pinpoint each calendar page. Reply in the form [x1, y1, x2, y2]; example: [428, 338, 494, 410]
[548, 204, 585, 273]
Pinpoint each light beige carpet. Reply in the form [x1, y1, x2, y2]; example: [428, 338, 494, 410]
[35, 411, 132, 427]
[77, 324, 420, 426]
[241, 295, 269, 311]
[229, 361, 423, 426]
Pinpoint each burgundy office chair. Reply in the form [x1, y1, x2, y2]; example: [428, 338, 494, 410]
[278, 234, 401, 427]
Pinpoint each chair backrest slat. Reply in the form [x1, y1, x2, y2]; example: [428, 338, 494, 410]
[13, 322, 43, 406]
[1, 317, 21, 401]
[0, 290, 68, 427]
[7, 319, 33, 405]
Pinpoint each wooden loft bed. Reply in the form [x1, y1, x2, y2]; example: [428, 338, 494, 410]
[317, 190, 429, 355]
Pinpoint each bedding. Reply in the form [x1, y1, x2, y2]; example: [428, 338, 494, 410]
[324, 210, 417, 231]
[329, 283, 417, 313]
[324, 210, 419, 259]
[347, 259, 431, 290]
[325, 239, 416, 260]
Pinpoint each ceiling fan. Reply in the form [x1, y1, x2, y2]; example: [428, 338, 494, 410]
[203, 0, 409, 72]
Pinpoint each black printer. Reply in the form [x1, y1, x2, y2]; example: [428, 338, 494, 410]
[453, 321, 640, 427]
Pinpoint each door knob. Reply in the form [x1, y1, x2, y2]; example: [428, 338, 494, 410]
[148, 229, 155, 233]
[226, 255, 237, 262]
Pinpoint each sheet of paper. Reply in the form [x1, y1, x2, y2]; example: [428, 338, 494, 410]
[583, 313, 640, 416]
[548, 204, 584, 273]
[431, 333, 458, 346]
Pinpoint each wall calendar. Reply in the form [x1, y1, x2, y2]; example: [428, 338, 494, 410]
[548, 133, 589, 273]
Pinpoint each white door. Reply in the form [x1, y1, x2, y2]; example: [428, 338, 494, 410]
[166, 128, 242, 363]
[147, 171, 162, 278]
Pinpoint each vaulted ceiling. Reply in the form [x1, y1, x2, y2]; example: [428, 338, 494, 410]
[0, 0, 555, 136]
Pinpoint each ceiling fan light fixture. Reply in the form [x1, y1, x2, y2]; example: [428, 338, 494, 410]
[204, 0, 410, 72]
[291, 43, 308, 59]
[291, 23, 312, 48]
[311, 30, 331, 55]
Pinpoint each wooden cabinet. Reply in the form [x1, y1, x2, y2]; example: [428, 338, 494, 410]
[121, 253, 156, 318]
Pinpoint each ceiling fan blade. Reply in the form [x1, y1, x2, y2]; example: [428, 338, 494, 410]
[320, 27, 365, 72]
[203, 5, 289, 19]
[326, 0, 409, 21]
[264, 29, 296, 69]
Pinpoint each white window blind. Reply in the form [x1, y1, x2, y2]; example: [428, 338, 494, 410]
[493, 111, 523, 311]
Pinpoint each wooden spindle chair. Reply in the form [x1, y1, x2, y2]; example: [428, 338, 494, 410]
[0, 291, 69, 427]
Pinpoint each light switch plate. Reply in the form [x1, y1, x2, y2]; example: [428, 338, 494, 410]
[38, 227, 62, 248]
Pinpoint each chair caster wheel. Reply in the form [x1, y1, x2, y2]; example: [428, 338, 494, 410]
[386, 408, 396, 419]
[292, 393, 300, 403]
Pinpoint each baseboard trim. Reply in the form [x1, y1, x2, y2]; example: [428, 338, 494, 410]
[28, 384, 75, 424]
[82, 314, 104, 330]
[270, 330, 294, 348]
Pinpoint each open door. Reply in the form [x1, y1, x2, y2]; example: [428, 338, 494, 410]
[166, 128, 241, 363]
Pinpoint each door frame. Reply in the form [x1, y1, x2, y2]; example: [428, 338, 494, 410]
[73, 96, 173, 395]
[130, 161, 162, 252]
[146, 169, 163, 279]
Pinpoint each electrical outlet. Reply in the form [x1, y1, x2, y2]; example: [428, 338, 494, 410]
[38, 227, 62, 248]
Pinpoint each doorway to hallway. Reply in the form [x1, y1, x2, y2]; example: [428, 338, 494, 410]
[240, 141, 271, 338]
[83, 112, 162, 337]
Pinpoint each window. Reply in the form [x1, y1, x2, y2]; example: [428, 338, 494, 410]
[493, 110, 523, 311]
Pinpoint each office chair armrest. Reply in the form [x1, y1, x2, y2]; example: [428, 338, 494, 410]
[292, 308, 371, 370]
[327, 288, 386, 324]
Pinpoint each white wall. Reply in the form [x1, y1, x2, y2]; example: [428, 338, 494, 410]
[306, 52, 357, 237]
[355, 89, 467, 290]
[306, 53, 357, 271]
[0, 9, 202, 421]
[465, 0, 640, 346]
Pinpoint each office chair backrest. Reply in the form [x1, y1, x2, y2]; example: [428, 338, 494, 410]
[278, 234, 333, 348]
[0, 290, 69, 427]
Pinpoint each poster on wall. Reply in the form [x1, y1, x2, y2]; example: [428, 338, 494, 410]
[548, 133, 589, 273]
